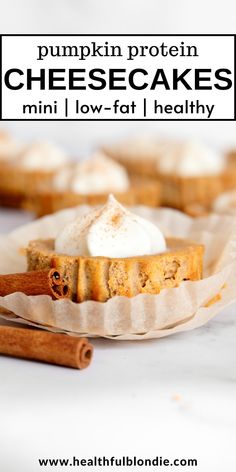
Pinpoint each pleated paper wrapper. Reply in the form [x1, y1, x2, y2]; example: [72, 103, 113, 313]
[0, 205, 236, 340]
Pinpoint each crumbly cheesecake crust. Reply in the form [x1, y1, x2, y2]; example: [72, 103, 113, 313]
[27, 238, 204, 302]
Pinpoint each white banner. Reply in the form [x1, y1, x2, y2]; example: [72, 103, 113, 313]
[0, 35, 235, 120]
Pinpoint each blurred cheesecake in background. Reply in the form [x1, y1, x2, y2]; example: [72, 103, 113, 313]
[0, 130, 23, 162]
[104, 137, 236, 212]
[0, 131, 69, 208]
[187, 187, 236, 217]
[211, 144, 236, 214]
[25, 152, 161, 217]
[104, 136, 167, 175]
[226, 148, 236, 165]
[212, 189, 236, 215]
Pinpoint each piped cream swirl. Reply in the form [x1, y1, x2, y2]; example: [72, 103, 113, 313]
[157, 141, 225, 176]
[19, 141, 69, 171]
[55, 195, 166, 257]
[0, 130, 23, 161]
[53, 153, 130, 194]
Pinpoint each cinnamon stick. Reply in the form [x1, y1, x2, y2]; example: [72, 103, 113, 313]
[0, 325, 93, 369]
[0, 269, 70, 299]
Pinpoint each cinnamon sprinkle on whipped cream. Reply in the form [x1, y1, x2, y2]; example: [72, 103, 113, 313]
[55, 195, 166, 257]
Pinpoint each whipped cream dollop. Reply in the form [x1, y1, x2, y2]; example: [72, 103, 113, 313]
[157, 141, 225, 176]
[0, 130, 23, 161]
[55, 195, 166, 257]
[212, 190, 236, 214]
[53, 153, 130, 194]
[19, 141, 69, 171]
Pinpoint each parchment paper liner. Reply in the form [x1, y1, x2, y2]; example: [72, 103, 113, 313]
[0, 206, 236, 340]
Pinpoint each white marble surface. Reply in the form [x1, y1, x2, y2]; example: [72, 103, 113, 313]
[0, 209, 235, 471]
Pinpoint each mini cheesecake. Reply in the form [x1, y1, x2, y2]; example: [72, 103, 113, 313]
[23, 153, 161, 216]
[104, 139, 236, 211]
[24, 176, 161, 217]
[27, 237, 204, 302]
[0, 141, 69, 208]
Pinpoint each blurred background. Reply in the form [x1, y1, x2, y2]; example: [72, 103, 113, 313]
[0, 0, 236, 155]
